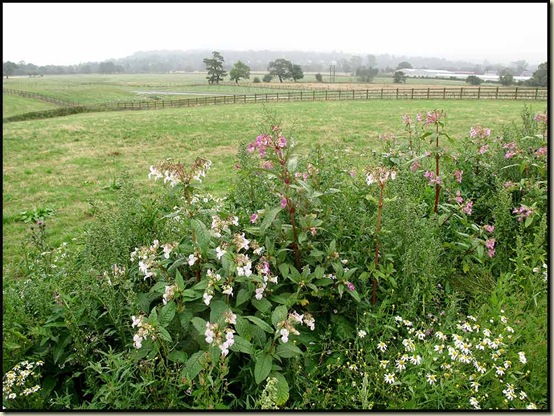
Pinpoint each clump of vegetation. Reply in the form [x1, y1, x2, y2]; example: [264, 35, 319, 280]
[2, 107, 548, 410]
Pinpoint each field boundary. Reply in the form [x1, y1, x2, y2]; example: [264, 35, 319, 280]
[3, 86, 547, 122]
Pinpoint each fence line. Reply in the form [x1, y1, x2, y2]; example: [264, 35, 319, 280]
[3, 87, 548, 122]
[2, 88, 77, 107]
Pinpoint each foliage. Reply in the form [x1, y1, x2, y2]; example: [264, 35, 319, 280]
[262, 74, 273, 83]
[268, 59, 294, 83]
[2, 106, 548, 410]
[203, 51, 227, 85]
[315, 73, 323, 82]
[466, 75, 482, 85]
[290, 64, 304, 82]
[356, 66, 379, 83]
[393, 71, 407, 83]
[396, 61, 412, 70]
[526, 62, 547, 87]
[229, 61, 251, 84]
[499, 69, 514, 86]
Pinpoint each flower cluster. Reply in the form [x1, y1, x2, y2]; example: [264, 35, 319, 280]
[469, 125, 491, 139]
[247, 126, 287, 158]
[512, 205, 533, 222]
[3, 360, 43, 401]
[366, 166, 397, 186]
[424, 110, 445, 126]
[148, 157, 212, 187]
[423, 170, 440, 185]
[294, 163, 320, 181]
[131, 240, 162, 279]
[533, 112, 547, 124]
[131, 315, 156, 349]
[374, 311, 538, 409]
[502, 142, 519, 159]
[254, 258, 278, 300]
[278, 310, 315, 343]
[102, 263, 126, 286]
[211, 215, 239, 238]
[205, 320, 236, 357]
[163, 284, 178, 305]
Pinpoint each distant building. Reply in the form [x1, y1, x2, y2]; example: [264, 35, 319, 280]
[400, 68, 531, 82]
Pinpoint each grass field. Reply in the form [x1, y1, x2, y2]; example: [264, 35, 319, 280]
[2, 94, 61, 118]
[2, 97, 544, 273]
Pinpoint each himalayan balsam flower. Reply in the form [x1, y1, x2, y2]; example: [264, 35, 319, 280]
[461, 200, 473, 215]
[250, 213, 259, 224]
[485, 238, 496, 258]
[533, 112, 547, 124]
[512, 205, 533, 222]
[281, 197, 288, 209]
[346, 281, 355, 291]
[454, 170, 463, 183]
[470, 125, 491, 139]
[483, 224, 494, 234]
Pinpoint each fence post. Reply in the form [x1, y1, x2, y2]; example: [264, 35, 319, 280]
[411, 88, 414, 99]
[300, 91, 303, 101]
[496, 87, 499, 99]
[443, 88, 446, 99]
[396, 88, 399, 99]
[427, 88, 430, 99]
[515, 87, 518, 100]
[313, 91, 316, 101]
[288, 92, 291, 101]
[325, 90, 328, 100]
[477, 87, 481, 99]
[381, 88, 383, 99]
[460, 88, 463, 99]
[535, 88, 539, 100]
[352, 89, 355, 100]
[339, 90, 341, 100]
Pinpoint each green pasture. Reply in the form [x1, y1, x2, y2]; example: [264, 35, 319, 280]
[2, 94, 61, 118]
[2, 98, 543, 274]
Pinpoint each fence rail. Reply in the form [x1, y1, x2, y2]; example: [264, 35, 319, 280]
[3, 87, 548, 122]
[3, 88, 77, 106]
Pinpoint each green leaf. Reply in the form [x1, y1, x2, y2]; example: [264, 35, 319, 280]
[178, 311, 193, 331]
[254, 352, 273, 384]
[150, 281, 168, 294]
[347, 288, 361, 302]
[167, 257, 189, 273]
[191, 218, 211, 254]
[476, 244, 484, 259]
[236, 287, 252, 307]
[276, 342, 303, 358]
[246, 315, 274, 333]
[158, 302, 176, 327]
[209, 300, 227, 324]
[168, 350, 188, 364]
[158, 327, 172, 342]
[524, 215, 534, 228]
[182, 351, 207, 381]
[271, 305, 288, 327]
[252, 297, 272, 313]
[230, 335, 254, 355]
[278, 263, 290, 278]
[234, 315, 251, 339]
[191, 317, 207, 335]
[271, 372, 290, 406]
[260, 205, 283, 232]
[176, 269, 185, 291]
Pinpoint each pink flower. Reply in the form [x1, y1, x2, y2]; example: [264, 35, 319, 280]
[277, 136, 287, 148]
[250, 213, 259, 224]
[454, 190, 464, 204]
[535, 146, 547, 157]
[234, 163, 241, 169]
[483, 224, 494, 233]
[309, 227, 317, 236]
[454, 170, 463, 183]
[470, 126, 491, 139]
[534, 113, 548, 124]
[349, 169, 356, 177]
[486, 239, 496, 258]
[479, 145, 489, 154]
[402, 114, 413, 125]
[346, 282, 355, 291]
[416, 114, 423, 122]
[410, 161, 420, 172]
[281, 197, 288, 209]
[512, 205, 533, 222]
[424, 171, 440, 185]
[461, 200, 473, 215]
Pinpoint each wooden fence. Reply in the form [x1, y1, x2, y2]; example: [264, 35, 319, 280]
[3, 88, 76, 106]
[3, 87, 548, 122]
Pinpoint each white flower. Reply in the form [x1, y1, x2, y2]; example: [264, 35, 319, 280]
[384, 373, 395, 384]
[203, 292, 213, 306]
[469, 397, 480, 409]
[358, 330, 367, 338]
[215, 246, 226, 260]
[377, 341, 387, 352]
[303, 314, 315, 330]
[527, 403, 537, 409]
[366, 173, 375, 186]
[395, 359, 406, 371]
[415, 330, 425, 340]
[470, 381, 480, 392]
[518, 351, 527, 364]
[131, 315, 142, 328]
[188, 253, 197, 266]
[224, 310, 237, 325]
[410, 355, 422, 365]
[426, 373, 437, 385]
[280, 328, 289, 343]
[519, 391, 528, 400]
[222, 284, 233, 296]
[379, 360, 389, 369]
[133, 334, 143, 349]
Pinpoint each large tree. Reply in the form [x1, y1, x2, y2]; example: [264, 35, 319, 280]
[229, 60, 250, 84]
[290, 64, 304, 82]
[397, 61, 412, 70]
[499, 69, 514, 86]
[527, 62, 547, 87]
[393, 70, 407, 83]
[356, 66, 379, 83]
[203, 51, 227, 84]
[3, 61, 18, 78]
[268, 59, 293, 83]
[466, 75, 483, 86]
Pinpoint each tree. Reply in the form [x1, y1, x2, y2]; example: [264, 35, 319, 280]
[203, 51, 226, 84]
[397, 61, 412, 70]
[511, 60, 528, 76]
[229, 60, 250, 84]
[262, 74, 273, 83]
[315, 73, 323, 82]
[290, 64, 304, 82]
[98, 61, 116, 74]
[268, 59, 293, 83]
[356, 66, 379, 83]
[3, 61, 18, 78]
[499, 69, 514, 86]
[466, 75, 483, 85]
[527, 62, 547, 87]
[393, 70, 407, 83]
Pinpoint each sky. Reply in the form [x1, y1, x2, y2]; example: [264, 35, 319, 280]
[2, 2, 549, 67]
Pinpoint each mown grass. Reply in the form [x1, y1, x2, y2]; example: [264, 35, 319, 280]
[2, 99, 543, 274]
[2, 94, 61, 118]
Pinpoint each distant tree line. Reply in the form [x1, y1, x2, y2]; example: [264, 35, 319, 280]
[2, 50, 547, 88]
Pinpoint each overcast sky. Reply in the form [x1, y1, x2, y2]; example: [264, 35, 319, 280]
[3, 2, 549, 66]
